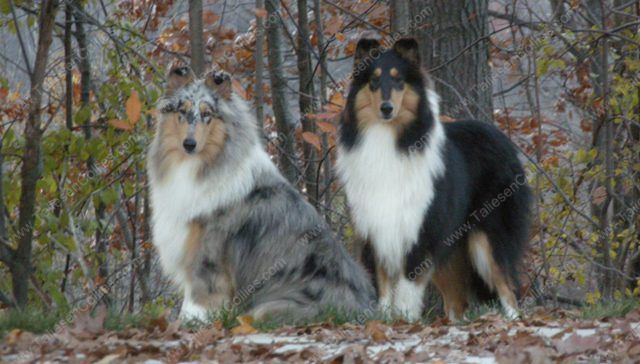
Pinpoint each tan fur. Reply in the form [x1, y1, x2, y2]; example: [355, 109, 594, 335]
[373, 67, 382, 77]
[155, 107, 227, 180]
[432, 248, 471, 322]
[468, 232, 519, 313]
[183, 220, 204, 283]
[167, 65, 194, 95]
[353, 84, 420, 130]
[389, 68, 398, 77]
[376, 263, 391, 303]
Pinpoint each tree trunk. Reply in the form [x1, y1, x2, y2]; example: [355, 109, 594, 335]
[313, 0, 333, 213]
[189, 0, 205, 76]
[296, 0, 318, 203]
[74, 1, 109, 297]
[390, 0, 410, 34]
[64, 1, 73, 130]
[14, 0, 59, 308]
[266, 0, 298, 183]
[255, 0, 266, 126]
[412, 0, 493, 122]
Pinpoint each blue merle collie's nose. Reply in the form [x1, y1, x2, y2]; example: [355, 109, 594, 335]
[380, 101, 394, 119]
[183, 138, 197, 153]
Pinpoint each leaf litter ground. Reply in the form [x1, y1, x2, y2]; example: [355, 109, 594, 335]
[1, 307, 640, 363]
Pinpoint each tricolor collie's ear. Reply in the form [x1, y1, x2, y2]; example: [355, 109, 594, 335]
[205, 70, 232, 100]
[354, 38, 381, 68]
[166, 64, 194, 95]
[393, 38, 420, 66]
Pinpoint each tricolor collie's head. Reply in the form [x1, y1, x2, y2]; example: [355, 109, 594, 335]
[149, 65, 258, 180]
[341, 38, 440, 152]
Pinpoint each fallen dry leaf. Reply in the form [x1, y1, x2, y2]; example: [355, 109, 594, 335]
[365, 320, 388, 342]
[231, 315, 258, 335]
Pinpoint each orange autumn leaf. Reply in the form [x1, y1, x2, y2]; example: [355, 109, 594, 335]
[126, 90, 142, 124]
[231, 315, 258, 335]
[108, 119, 133, 131]
[302, 131, 322, 152]
[232, 79, 249, 100]
[335, 32, 346, 42]
[316, 120, 337, 135]
[327, 92, 345, 112]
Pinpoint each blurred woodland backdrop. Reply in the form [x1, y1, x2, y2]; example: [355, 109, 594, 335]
[0, 0, 639, 320]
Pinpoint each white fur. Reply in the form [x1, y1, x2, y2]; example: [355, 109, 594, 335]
[336, 90, 446, 277]
[394, 277, 428, 321]
[179, 287, 209, 321]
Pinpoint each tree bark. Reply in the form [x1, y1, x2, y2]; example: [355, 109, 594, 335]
[14, 0, 59, 308]
[188, 0, 205, 76]
[64, 1, 73, 130]
[390, 0, 410, 34]
[296, 0, 318, 203]
[412, 0, 493, 122]
[266, 0, 298, 183]
[255, 0, 266, 126]
[74, 1, 109, 296]
[313, 0, 333, 212]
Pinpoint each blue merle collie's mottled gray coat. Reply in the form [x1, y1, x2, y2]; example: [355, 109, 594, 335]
[147, 67, 375, 321]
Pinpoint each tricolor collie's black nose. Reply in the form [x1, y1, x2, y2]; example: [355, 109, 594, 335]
[183, 138, 197, 153]
[380, 102, 394, 119]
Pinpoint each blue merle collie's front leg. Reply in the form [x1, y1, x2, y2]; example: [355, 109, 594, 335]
[179, 221, 233, 321]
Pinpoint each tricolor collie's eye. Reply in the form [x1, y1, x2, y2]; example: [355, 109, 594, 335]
[370, 76, 381, 89]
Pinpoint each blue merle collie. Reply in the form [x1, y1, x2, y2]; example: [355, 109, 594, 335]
[336, 38, 531, 321]
[148, 66, 375, 322]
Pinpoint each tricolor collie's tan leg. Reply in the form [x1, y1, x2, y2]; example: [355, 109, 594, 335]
[432, 248, 471, 322]
[468, 231, 519, 319]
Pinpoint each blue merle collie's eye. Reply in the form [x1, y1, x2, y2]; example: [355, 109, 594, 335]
[201, 111, 212, 124]
[160, 103, 175, 113]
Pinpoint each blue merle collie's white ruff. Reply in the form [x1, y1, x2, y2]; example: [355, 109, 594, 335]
[337, 38, 531, 322]
[148, 66, 375, 322]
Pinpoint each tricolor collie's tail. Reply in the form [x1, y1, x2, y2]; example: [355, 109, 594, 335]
[147, 66, 376, 322]
[337, 38, 531, 321]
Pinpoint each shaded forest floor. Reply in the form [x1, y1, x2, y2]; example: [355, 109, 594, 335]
[1, 305, 640, 363]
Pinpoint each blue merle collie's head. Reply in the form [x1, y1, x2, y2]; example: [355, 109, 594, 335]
[152, 65, 258, 179]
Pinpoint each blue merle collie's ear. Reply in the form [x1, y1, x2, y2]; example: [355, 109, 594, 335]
[354, 38, 381, 69]
[205, 69, 232, 100]
[166, 64, 194, 95]
[393, 38, 420, 66]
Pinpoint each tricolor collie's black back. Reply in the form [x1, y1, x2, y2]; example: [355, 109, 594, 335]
[336, 38, 531, 321]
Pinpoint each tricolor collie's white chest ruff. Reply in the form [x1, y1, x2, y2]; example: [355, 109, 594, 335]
[336, 102, 446, 277]
[148, 146, 271, 287]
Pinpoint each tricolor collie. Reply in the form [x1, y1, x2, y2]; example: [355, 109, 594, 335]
[148, 66, 375, 322]
[336, 38, 531, 321]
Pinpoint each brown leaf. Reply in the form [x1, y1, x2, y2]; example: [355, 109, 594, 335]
[126, 90, 142, 124]
[364, 320, 388, 342]
[302, 131, 322, 152]
[108, 119, 133, 130]
[591, 186, 607, 206]
[335, 32, 346, 42]
[440, 115, 456, 122]
[69, 304, 107, 339]
[231, 315, 258, 335]
[554, 333, 599, 355]
[316, 120, 337, 135]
